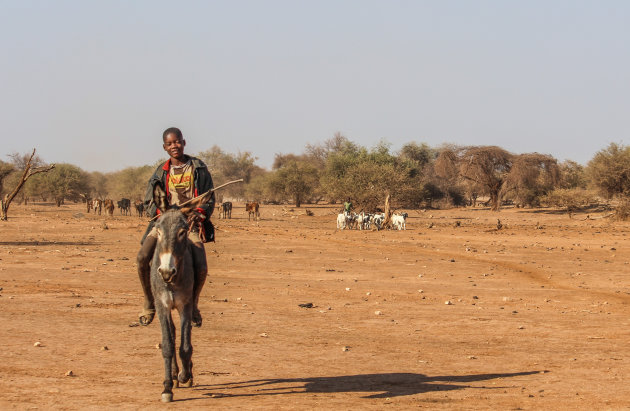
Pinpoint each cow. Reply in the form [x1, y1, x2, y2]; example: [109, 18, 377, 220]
[245, 202, 260, 221]
[220, 201, 232, 219]
[103, 199, 115, 216]
[134, 200, 145, 217]
[92, 199, 102, 215]
[117, 198, 131, 216]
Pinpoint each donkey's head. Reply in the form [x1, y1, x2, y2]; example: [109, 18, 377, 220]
[152, 184, 211, 284]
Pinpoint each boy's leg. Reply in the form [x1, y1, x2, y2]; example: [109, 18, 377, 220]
[188, 232, 208, 327]
[137, 230, 158, 325]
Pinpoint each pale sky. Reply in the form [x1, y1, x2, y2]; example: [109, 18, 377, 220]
[2, 1, 629, 172]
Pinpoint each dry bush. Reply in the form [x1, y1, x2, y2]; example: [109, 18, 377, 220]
[615, 198, 630, 221]
[542, 188, 598, 212]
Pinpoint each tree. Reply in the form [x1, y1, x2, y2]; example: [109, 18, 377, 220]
[1, 149, 54, 220]
[587, 143, 630, 199]
[436, 146, 513, 211]
[268, 157, 319, 207]
[0, 160, 15, 197]
[436, 146, 559, 210]
[197, 146, 263, 200]
[41, 163, 88, 206]
[502, 153, 559, 207]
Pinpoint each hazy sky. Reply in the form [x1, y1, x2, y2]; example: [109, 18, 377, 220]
[2, 1, 629, 172]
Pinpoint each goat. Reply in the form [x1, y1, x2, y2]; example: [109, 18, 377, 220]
[372, 213, 385, 230]
[150, 184, 207, 402]
[392, 213, 407, 230]
[336, 213, 346, 229]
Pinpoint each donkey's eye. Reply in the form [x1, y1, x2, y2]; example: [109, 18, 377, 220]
[178, 229, 187, 240]
[156, 229, 163, 238]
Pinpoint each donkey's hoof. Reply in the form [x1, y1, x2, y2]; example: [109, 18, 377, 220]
[180, 377, 193, 388]
[172, 379, 179, 388]
[161, 392, 173, 403]
[192, 309, 202, 328]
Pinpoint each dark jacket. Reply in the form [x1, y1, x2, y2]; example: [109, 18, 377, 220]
[141, 156, 215, 243]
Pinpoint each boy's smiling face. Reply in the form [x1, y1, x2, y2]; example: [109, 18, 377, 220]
[163, 133, 186, 162]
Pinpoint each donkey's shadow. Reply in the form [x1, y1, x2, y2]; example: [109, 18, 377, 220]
[193, 370, 544, 399]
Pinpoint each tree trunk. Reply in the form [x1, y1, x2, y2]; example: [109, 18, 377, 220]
[382, 193, 392, 229]
[490, 191, 500, 211]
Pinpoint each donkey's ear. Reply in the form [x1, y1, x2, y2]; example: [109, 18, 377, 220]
[153, 184, 168, 214]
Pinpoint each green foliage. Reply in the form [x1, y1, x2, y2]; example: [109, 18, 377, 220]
[197, 146, 263, 200]
[41, 163, 89, 206]
[267, 158, 319, 207]
[105, 165, 154, 200]
[587, 143, 630, 199]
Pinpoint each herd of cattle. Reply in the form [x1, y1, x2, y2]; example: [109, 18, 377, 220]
[83, 198, 260, 221]
[337, 211, 408, 231]
[86, 198, 144, 217]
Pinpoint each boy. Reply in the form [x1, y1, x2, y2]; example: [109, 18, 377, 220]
[136, 127, 215, 327]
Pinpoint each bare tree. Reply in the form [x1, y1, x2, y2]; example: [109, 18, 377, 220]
[1, 149, 55, 220]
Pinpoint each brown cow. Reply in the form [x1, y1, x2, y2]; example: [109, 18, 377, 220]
[245, 202, 259, 221]
[103, 199, 115, 216]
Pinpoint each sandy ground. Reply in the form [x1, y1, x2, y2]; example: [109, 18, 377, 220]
[1, 201, 629, 410]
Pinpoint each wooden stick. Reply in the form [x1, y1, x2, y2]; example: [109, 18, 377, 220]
[149, 179, 244, 221]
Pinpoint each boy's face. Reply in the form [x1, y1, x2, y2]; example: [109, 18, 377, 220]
[163, 133, 186, 161]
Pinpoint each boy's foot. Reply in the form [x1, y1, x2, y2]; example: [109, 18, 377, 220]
[139, 308, 155, 326]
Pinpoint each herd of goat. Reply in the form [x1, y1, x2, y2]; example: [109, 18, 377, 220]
[337, 211, 408, 231]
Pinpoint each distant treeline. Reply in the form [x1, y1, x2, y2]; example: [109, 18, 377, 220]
[1, 134, 629, 214]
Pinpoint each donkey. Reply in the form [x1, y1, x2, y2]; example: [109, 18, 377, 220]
[150, 184, 208, 402]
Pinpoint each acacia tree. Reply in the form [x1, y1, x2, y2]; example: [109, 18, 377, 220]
[197, 146, 262, 200]
[436, 146, 513, 211]
[0, 149, 54, 220]
[502, 153, 559, 207]
[587, 143, 630, 199]
[267, 157, 319, 207]
[436, 146, 559, 210]
[41, 163, 88, 206]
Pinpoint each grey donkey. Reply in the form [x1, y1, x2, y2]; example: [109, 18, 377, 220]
[150, 183, 209, 402]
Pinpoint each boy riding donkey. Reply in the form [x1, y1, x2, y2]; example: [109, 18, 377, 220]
[137, 127, 215, 328]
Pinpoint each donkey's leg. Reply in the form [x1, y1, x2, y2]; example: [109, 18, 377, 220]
[137, 233, 157, 325]
[158, 309, 175, 402]
[189, 235, 207, 328]
[178, 303, 194, 387]
[169, 319, 180, 388]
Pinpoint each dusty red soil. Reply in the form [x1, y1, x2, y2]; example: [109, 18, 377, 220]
[1, 202, 629, 409]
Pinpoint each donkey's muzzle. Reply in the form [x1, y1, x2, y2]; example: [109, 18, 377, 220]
[159, 267, 177, 283]
[158, 252, 178, 283]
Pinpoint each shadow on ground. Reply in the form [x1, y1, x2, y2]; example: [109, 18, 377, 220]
[192, 371, 544, 400]
[0, 241, 95, 246]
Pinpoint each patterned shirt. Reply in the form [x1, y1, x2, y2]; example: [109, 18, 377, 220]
[168, 160, 194, 206]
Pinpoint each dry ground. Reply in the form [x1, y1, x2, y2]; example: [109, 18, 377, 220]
[1, 202, 629, 410]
